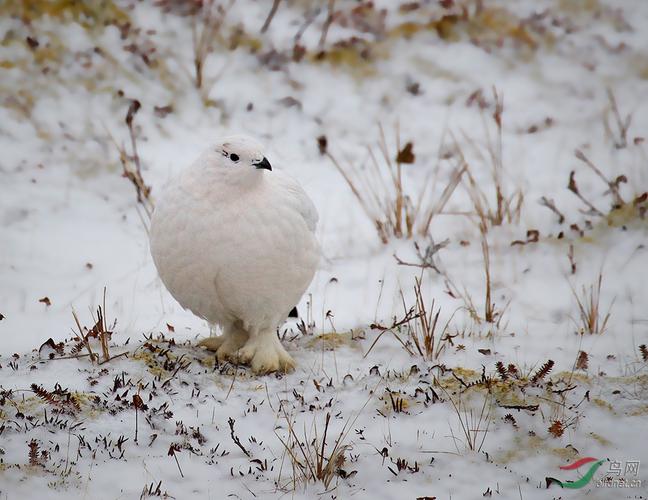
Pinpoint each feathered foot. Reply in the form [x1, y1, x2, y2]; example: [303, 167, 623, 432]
[237, 333, 295, 374]
[197, 325, 248, 363]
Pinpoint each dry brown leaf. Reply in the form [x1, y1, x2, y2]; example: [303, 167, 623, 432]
[575, 350, 589, 370]
[396, 142, 415, 164]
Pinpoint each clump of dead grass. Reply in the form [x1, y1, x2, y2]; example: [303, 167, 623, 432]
[70, 288, 126, 364]
[442, 388, 492, 453]
[570, 273, 612, 335]
[408, 277, 455, 360]
[458, 88, 524, 233]
[365, 276, 456, 361]
[275, 410, 354, 490]
[327, 124, 465, 243]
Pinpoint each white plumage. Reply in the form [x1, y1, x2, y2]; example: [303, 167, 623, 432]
[149, 135, 319, 373]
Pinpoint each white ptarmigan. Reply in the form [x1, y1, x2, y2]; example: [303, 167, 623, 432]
[149, 135, 319, 374]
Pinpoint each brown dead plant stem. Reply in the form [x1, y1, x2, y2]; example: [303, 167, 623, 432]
[260, 0, 282, 33]
[192, 0, 235, 91]
[481, 235, 496, 324]
[604, 87, 633, 149]
[109, 99, 154, 222]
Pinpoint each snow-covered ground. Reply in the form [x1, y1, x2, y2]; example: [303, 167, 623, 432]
[1, 1, 647, 498]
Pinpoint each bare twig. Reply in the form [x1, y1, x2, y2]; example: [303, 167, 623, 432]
[393, 239, 449, 273]
[228, 417, 250, 457]
[260, 0, 282, 33]
[110, 100, 154, 219]
[539, 196, 565, 224]
[318, 0, 336, 51]
[605, 88, 632, 149]
[168, 444, 184, 477]
[575, 149, 626, 208]
[293, 7, 321, 49]
[567, 170, 604, 216]
[192, 0, 235, 91]
[364, 306, 421, 358]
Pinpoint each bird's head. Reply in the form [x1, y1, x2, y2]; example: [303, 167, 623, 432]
[202, 135, 272, 187]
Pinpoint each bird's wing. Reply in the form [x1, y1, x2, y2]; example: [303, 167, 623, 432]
[274, 171, 318, 233]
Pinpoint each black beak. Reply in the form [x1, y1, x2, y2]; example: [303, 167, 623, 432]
[254, 157, 272, 171]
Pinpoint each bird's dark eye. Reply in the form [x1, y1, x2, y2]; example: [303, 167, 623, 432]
[230, 153, 240, 162]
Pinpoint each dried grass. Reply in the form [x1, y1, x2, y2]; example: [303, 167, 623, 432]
[327, 124, 465, 243]
[409, 277, 454, 360]
[458, 88, 524, 232]
[604, 87, 633, 149]
[442, 387, 492, 453]
[191, 0, 235, 92]
[276, 410, 352, 490]
[70, 288, 121, 364]
[365, 276, 455, 361]
[443, 232, 507, 328]
[570, 273, 612, 335]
